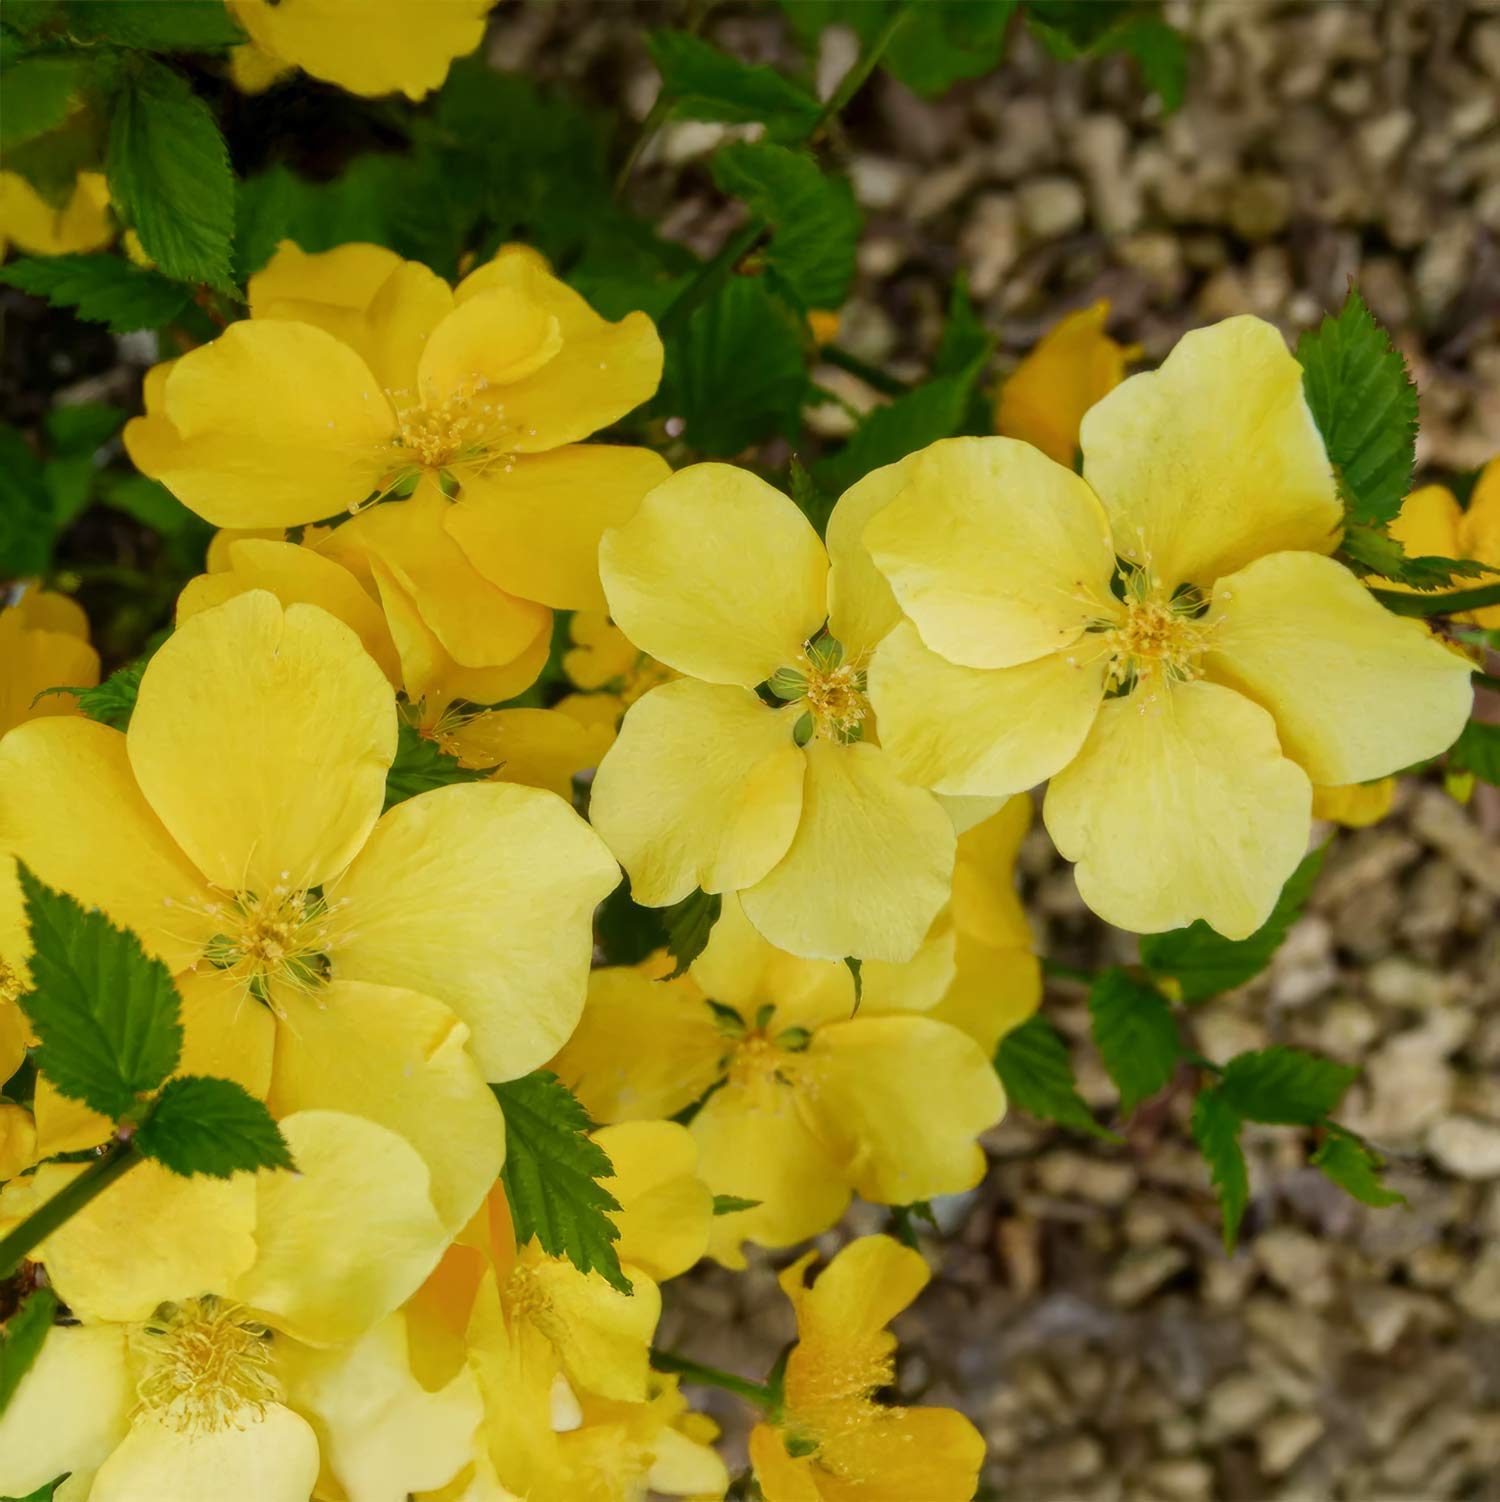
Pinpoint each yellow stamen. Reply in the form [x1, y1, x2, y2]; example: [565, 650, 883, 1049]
[133, 1298, 280, 1435]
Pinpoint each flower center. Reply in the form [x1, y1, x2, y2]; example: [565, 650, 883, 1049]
[781, 1332, 896, 1473]
[386, 378, 518, 475]
[505, 1263, 570, 1345]
[769, 636, 868, 745]
[133, 1298, 280, 1435]
[1093, 570, 1217, 694]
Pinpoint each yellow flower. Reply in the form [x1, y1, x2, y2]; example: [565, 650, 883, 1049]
[994, 299, 1139, 468]
[435, 704, 616, 800]
[551, 900, 1004, 1267]
[866, 316, 1474, 938]
[0, 1148, 483, 1502]
[0, 583, 100, 737]
[590, 463, 958, 962]
[563, 610, 677, 719]
[226, 0, 493, 100]
[0, 591, 616, 1307]
[0, 1100, 36, 1180]
[0, 170, 113, 258]
[1311, 778, 1396, 828]
[749, 1236, 984, 1502]
[125, 243, 668, 683]
[1380, 458, 1500, 627]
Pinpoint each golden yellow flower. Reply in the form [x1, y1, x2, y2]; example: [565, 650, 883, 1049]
[0, 584, 99, 737]
[1311, 778, 1396, 828]
[0, 171, 113, 258]
[866, 316, 1474, 938]
[749, 1236, 984, 1502]
[1380, 458, 1500, 627]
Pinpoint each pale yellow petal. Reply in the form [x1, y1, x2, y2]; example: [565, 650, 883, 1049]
[1081, 314, 1341, 588]
[247, 240, 406, 317]
[928, 932, 1042, 1056]
[128, 590, 395, 892]
[1043, 680, 1313, 938]
[90, 1406, 320, 1502]
[862, 436, 1117, 669]
[741, 739, 955, 963]
[270, 981, 504, 1232]
[1311, 778, 1396, 828]
[824, 454, 918, 660]
[591, 1120, 713, 1282]
[177, 968, 277, 1097]
[233, 1110, 450, 1346]
[1205, 551, 1475, 785]
[32, 1078, 111, 1157]
[0, 1101, 37, 1179]
[589, 680, 804, 907]
[329, 781, 619, 1081]
[0, 607, 99, 737]
[868, 619, 1107, 796]
[445, 445, 671, 611]
[952, 795, 1034, 949]
[599, 465, 828, 686]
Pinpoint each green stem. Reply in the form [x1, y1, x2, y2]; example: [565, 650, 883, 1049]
[808, 3, 912, 137]
[650, 1347, 776, 1409]
[820, 344, 908, 397]
[0, 1138, 141, 1278]
[1369, 580, 1500, 617]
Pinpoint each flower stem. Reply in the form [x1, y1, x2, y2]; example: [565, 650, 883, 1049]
[651, 1346, 776, 1409]
[0, 1137, 142, 1279]
[808, 2, 912, 138]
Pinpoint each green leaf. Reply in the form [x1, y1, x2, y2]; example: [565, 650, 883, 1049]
[0, 1286, 57, 1418]
[663, 889, 722, 980]
[888, 1199, 938, 1249]
[1297, 285, 1418, 526]
[0, 254, 193, 332]
[492, 1071, 630, 1295]
[659, 276, 807, 457]
[843, 956, 863, 1011]
[1139, 845, 1326, 1003]
[44, 402, 125, 456]
[97, 472, 202, 534]
[1115, 15, 1189, 110]
[1339, 519, 1491, 591]
[932, 274, 994, 380]
[884, 1, 1019, 96]
[1311, 1129, 1404, 1209]
[0, 423, 54, 576]
[39, 657, 147, 730]
[1, 1476, 70, 1501]
[1448, 719, 1500, 786]
[383, 720, 491, 812]
[994, 1014, 1117, 1141]
[1369, 579, 1500, 618]
[16, 863, 182, 1123]
[646, 31, 819, 141]
[0, 54, 80, 148]
[232, 165, 295, 283]
[1190, 1086, 1248, 1250]
[711, 1194, 762, 1216]
[788, 455, 834, 535]
[1218, 1045, 1358, 1126]
[61, 0, 245, 50]
[105, 57, 235, 289]
[1086, 968, 1180, 1116]
[135, 1075, 295, 1179]
[712, 142, 860, 312]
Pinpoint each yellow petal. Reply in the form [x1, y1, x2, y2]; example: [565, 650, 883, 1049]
[824, 454, 918, 660]
[329, 781, 619, 1081]
[996, 299, 1135, 467]
[226, 0, 489, 100]
[868, 619, 1107, 796]
[350, 258, 457, 393]
[1081, 315, 1341, 589]
[1044, 680, 1313, 938]
[928, 932, 1042, 1057]
[0, 603, 99, 737]
[693, 1082, 849, 1267]
[599, 465, 828, 686]
[1458, 458, 1500, 627]
[0, 1101, 37, 1179]
[0, 1324, 130, 1502]
[282, 1312, 482, 1502]
[90, 1406, 320, 1502]
[1311, 778, 1396, 828]
[1382, 483, 1464, 592]
[1205, 551, 1475, 785]
[233, 1110, 450, 1346]
[741, 739, 955, 963]
[453, 247, 664, 450]
[784, 1233, 929, 1340]
[749, 1423, 822, 1502]
[124, 320, 394, 528]
[129, 590, 395, 891]
[418, 288, 563, 410]
[248, 240, 405, 314]
[952, 795, 1034, 949]
[177, 968, 277, 1097]
[863, 436, 1116, 669]
[177, 536, 401, 684]
[549, 966, 723, 1124]
[808, 1017, 1002, 1204]
[0, 718, 213, 971]
[13, 585, 90, 639]
[589, 680, 804, 907]
[32, 1078, 110, 1157]
[0, 170, 114, 257]
[591, 1120, 713, 1282]
[813, 1405, 985, 1502]
[1, 1160, 256, 1323]
[270, 981, 504, 1232]
[445, 445, 671, 611]
[447, 707, 613, 797]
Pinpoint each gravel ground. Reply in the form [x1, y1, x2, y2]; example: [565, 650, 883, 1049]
[489, 3, 1500, 1497]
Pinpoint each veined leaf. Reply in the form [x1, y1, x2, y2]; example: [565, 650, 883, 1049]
[0, 254, 192, 332]
[1311, 1128, 1404, 1209]
[994, 1014, 1117, 1142]
[1086, 968, 1180, 1115]
[663, 889, 721, 980]
[135, 1075, 295, 1179]
[1190, 1086, 1248, 1250]
[383, 721, 491, 812]
[647, 31, 818, 141]
[1218, 1045, 1358, 1126]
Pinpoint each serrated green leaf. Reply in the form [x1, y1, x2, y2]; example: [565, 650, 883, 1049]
[788, 455, 833, 534]
[43, 402, 125, 456]
[492, 1071, 630, 1295]
[134, 1075, 294, 1179]
[884, 0, 1018, 96]
[105, 57, 235, 289]
[16, 863, 182, 1122]
[1447, 719, 1500, 786]
[0, 254, 193, 333]
[0, 423, 54, 577]
[0, 1286, 57, 1418]
[1190, 1086, 1248, 1250]
[1139, 845, 1326, 1003]
[659, 276, 807, 457]
[1298, 285, 1418, 526]
[1311, 1129, 1404, 1209]
[35, 657, 146, 730]
[1086, 968, 1181, 1116]
[663, 889, 721, 981]
[0, 54, 80, 148]
[1, 1476, 70, 1501]
[711, 1194, 762, 1216]
[1369, 579, 1500, 618]
[647, 31, 819, 141]
[62, 0, 245, 50]
[994, 1014, 1117, 1141]
[1339, 519, 1491, 590]
[383, 720, 491, 812]
[1219, 1045, 1358, 1126]
[711, 142, 860, 310]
